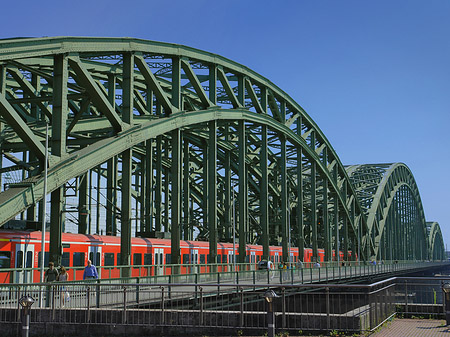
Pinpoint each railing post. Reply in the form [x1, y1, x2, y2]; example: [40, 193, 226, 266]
[282, 287, 286, 328]
[87, 286, 91, 323]
[96, 279, 100, 308]
[51, 284, 56, 321]
[136, 278, 140, 304]
[326, 287, 330, 331]
[122, 286, 127, 324]
[199, 286, 203, 325]
[404, 280, 408, 315]
[160, 286, 165, 325]
[240, 287, 244, 327]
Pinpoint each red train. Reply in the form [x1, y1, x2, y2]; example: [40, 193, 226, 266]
[0, 230, 343, 283]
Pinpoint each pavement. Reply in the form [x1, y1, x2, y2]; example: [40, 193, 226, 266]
[371, 318, 450, 336]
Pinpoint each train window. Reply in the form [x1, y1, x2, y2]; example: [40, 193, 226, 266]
[16, 251, 23, 268]
[61, 252, 70, 267]
[222, 255, 227, 263]
[165, 254, 170, 264]
[0, 251, 11, 268]
[245, 256, 249, 263]
[117, 253, 121, 265]
[37, 252, 50, 268]
[133, 253, 142, 267]
[183, 254, 189, 264]
[207, 254, 210, 263]
[73, 252, 85, 267]
[200, 254, 205, 264]
[25, 251, 33, 268]
[144, 253, 152, 265]
[104, 253, 114, 266]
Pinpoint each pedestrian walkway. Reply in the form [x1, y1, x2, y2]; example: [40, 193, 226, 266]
[371, 318, 450, 336]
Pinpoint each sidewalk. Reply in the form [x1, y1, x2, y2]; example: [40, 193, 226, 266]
[371, 318, 450, 336]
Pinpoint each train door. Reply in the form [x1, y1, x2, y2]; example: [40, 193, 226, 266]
[274, 252, 280, 265]
[190, 249, 198, 274]
[250, 251, 256, 269]
[15, 243, 34, 283]
[88, 246, 102, 268]
[228, 250, 235, 265]
[154, 248, 164, 275]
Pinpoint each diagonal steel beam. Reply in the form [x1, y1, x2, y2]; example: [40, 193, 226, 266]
[68, 56, 124, 132]
[0, 93, 45, 160]
[135, 55, 177, 115]
[181, 58, 214, 109]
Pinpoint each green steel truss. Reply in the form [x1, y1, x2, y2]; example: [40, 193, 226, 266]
[0, 37, 444, 267]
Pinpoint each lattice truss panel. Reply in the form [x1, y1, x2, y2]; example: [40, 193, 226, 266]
[0, 37, 443, 264]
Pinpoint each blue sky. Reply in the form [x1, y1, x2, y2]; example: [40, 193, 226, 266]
[1, 1, 449, 248]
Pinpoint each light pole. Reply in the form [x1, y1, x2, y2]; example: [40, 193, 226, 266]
[442, 282, 450, 325]
[264, 289, 279, 337]
[39, 122, 49, 307]
[19, 295, 35, 337]
[287, 204, 291, 266]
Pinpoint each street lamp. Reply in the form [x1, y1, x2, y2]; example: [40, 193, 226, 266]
[19, 295, 35, 337]
[263, 289, 279, 337]
[442, 282, 450, 325]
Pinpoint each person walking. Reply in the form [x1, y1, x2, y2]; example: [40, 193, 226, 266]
[58, 266, 69, 307]
[44, 262, 59, 282]
[83, 259, 98, 280]
[44, 262, 59, 307]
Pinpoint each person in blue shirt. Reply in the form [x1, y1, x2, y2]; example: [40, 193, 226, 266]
[83, 259, 98, 280]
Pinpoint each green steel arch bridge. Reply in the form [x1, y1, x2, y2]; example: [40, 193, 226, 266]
[0, 37, 445, 270]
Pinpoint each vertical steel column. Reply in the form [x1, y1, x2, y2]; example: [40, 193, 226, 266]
[78, 173, 88, 234]
[224, 127, 231, 240]
[311, 161, 318, 261]
[27, 73, 41, 221]
[144, 140, 153, 233]
[238, 120, 247, 263]
[120, 53, 134, 277]
[171, 129, 181, 266]
[155, 136, 162, 232]
[96, 166, 101, 234]
[261, 124, 269, 260]
[280, 135, 288, 263]
[343, 183, 348, 261]
[323, 177, 330, 261]
[106, 74, 116, 235]
[334, 197, 339, 262]
[296, 116, 304, 262]
[208, 121, 218, 264]
[183, 138, 190, 239]
[164, 139, 170, 230]
[260, 88, 269, 260]
[50, 54, 68, 266]
[209, 64, 217, 105]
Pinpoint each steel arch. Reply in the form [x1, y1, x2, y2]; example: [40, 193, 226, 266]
[0, 37, 442, 267]
[427, 222, 445, 260]
[346, 163, 443, 261]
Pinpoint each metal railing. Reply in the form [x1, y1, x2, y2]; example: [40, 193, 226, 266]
[0, 276, 449, 335]
[1, 260, 446, 285]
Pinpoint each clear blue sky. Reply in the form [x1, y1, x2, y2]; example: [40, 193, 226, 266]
[1, 1, 449, 248]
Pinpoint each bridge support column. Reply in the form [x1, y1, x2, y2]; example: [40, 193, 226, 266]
[261, 124, 269, 261]
[49, 54, 68, 267]
[170, 129, 181, 268]
[208, 121, 218, 265]
[238, 120, 247, 263]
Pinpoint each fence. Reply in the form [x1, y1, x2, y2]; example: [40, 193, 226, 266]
[1, 276, 449, 336]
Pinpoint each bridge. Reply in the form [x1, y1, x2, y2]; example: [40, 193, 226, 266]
[0, 36, 445, 273]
